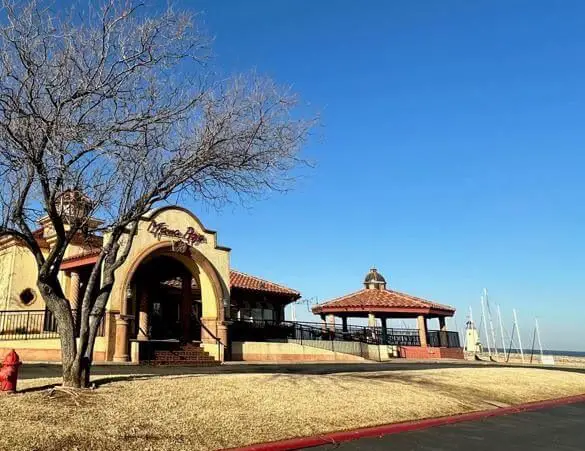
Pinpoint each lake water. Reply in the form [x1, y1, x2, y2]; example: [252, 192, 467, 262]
[495, 348, 585, 358]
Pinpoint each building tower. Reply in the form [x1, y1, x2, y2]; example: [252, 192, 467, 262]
[465, 319, 482, 353]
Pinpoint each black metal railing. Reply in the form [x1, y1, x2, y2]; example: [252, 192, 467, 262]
[0, 309, 105, 340]
[446, 330, 461, 348]
[229, 319, 461, 349]
[427, 330, 461, 348]
[427, 330, 441, 347]
[387, 330, 421, 346]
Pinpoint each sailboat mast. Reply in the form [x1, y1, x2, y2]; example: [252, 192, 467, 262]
[481, 293, 492, 356]
[497, 304, 507, 360]
[513, 308, 525, 363]
[535, 318, 544, 361]
[485, 289, 498, 358]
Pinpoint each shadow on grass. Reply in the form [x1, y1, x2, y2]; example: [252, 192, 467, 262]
[16, 361, 585, 393]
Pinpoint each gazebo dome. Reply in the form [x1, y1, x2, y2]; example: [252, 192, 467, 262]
[364, 268, 386, 290]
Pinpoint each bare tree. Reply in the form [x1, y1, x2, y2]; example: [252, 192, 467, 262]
[0, 0, 314, 387]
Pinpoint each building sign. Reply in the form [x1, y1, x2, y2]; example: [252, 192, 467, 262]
[147, 220, 207, 248]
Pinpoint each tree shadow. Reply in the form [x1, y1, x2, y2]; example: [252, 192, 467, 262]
[16, 360, 585, 392]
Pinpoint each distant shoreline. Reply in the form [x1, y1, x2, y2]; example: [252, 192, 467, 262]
[485, 349, 585, 358]
[466, 350, 585, 366]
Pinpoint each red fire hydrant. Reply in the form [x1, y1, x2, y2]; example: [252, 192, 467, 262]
[0, 350, 21, 394]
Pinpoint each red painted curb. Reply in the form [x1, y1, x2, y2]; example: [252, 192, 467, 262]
[225, 393, 585, 451]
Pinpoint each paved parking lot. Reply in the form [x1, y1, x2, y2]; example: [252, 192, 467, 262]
[311, 401, 585, 450]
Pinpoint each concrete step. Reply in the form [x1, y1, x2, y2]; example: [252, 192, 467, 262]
[143, 341, 220, 365]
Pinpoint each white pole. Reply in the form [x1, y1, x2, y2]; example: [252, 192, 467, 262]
[481, 293, 492, 356]
[513, 308, 524, 363]
[535, 318, 544, 361]
[291, 303, 296, 322]
[485, 289, 498, 358]
[497, 304, 507, 360]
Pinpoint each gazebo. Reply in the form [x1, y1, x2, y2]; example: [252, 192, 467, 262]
[312, 268, 462, 358]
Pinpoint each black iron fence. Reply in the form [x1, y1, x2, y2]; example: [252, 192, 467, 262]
[0, 309, 105, 340]
[427, 330, 461, 348]
[446, 330, 461, 348]
[228, 319, 461, 349]
[428, 330, 441, 347]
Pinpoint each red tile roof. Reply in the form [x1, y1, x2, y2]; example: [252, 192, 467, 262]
[156, 271, 300, 299]
[230, 270, 300, 298]
[60, 249, 102, 269]
[312, 288, 455, 317]
[57, 254, 300, 298]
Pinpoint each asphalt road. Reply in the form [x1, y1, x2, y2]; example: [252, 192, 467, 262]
[310, 402, 585, 450]
[18, 360, 585, 382]
[18, 360, 489, 380]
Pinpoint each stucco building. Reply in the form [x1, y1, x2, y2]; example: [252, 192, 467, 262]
[0, 204, 300, 363]
[0, 202, 462, 363]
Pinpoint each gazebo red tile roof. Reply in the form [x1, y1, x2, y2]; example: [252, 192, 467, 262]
[312, 268, 455, 318]
[312, 288, 455, 317]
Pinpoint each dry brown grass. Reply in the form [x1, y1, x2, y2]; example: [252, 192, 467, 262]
[2, 367, 585, 451]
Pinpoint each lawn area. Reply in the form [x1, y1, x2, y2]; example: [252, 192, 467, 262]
[3, 367, 585, 450]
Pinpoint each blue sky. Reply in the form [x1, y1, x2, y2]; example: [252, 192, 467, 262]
[171, 1, 585, 351]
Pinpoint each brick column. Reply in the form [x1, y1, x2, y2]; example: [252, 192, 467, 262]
[70, 271, 80, 311]
[217, 323, 228, 362]
[113, 314, 130, 362]
[200, 317, 218, 344]
[137, 289, 149, 340]
[326, 314, 335, 332]
[439, 316, 448, 347]
[417, 315, 428, 348]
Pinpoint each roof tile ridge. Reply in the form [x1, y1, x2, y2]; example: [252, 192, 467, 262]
[319, 288, 369, 306]
[230, 269, 299, 294]
[387, 288, 454, 310]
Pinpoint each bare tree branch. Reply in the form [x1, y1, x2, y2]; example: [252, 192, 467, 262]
[0, 0, 316, 387]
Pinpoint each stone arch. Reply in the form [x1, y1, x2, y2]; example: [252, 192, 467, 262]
[107, 206, 230, 362]
[117, 240, 227, 321]
[111, 240, 229, 362]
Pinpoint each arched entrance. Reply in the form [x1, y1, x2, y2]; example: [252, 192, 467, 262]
[107, 206, 231, 363]
[129, 253, 202, 343]
[112, 242, 229, 363]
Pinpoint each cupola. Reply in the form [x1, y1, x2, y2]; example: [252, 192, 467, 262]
[364, 267, 386, 290]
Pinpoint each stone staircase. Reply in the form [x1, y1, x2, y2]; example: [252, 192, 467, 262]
[140, 341, 220, 366]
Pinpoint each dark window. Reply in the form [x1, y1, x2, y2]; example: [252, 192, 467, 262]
[19, 288, 36, 306]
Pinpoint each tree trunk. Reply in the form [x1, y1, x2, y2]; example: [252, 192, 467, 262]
[79, 314, 102, 388]
[37, 280, 80, 387]
[65, 359, 82, 388]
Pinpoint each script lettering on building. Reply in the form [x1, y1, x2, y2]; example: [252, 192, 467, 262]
[147, 220, 207, 247]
